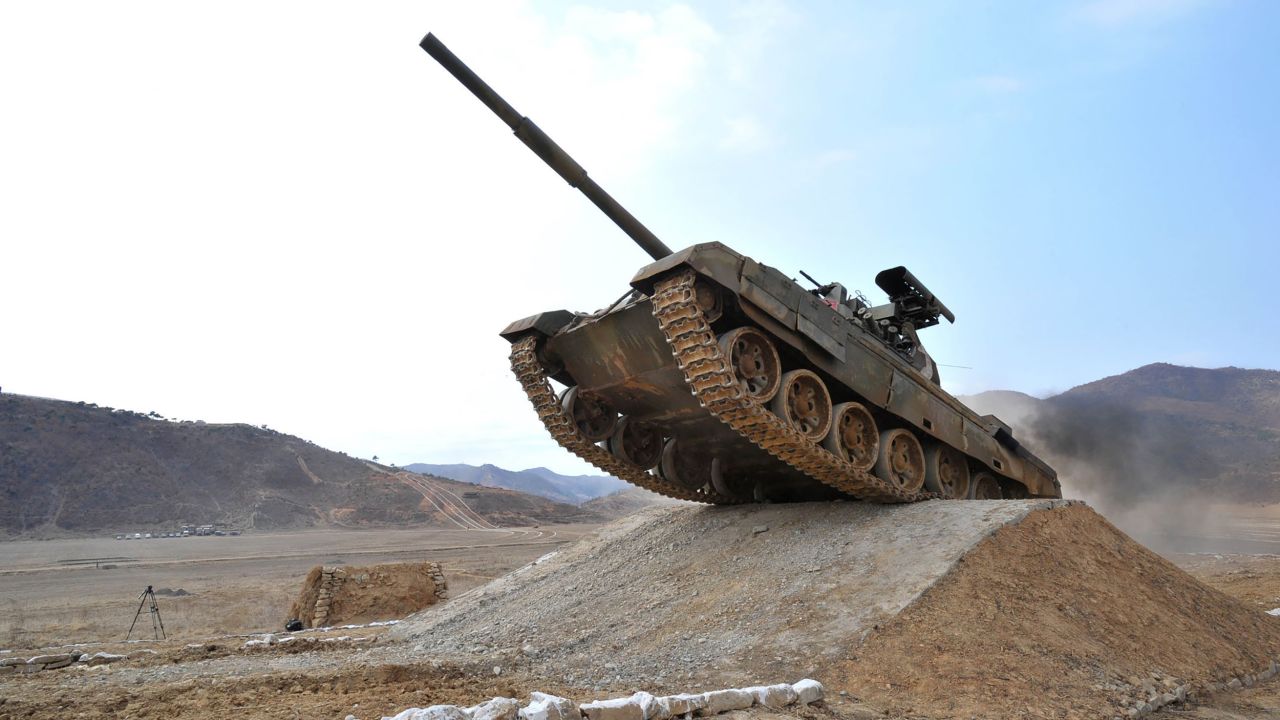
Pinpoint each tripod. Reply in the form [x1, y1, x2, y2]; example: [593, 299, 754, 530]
[126, 585, 166, 641]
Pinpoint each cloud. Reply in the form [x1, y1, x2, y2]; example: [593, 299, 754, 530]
[1076, 0, 1213, 27]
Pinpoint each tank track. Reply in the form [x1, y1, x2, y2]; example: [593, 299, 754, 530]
[509, 335, 738, 504]
[651, 270, 937, 504]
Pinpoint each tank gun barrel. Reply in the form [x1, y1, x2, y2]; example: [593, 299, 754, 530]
[420, 33, 674, 261]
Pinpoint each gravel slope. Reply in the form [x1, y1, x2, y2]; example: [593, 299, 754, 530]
[393, 500, 1072, 688]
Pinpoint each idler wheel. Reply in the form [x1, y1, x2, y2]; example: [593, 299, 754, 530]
[694, 280, 724, 323]
[923, 443, 971, 499]
[873, 428, 925, 493]
[969, 471, 1003, 499]
[717, 327, 781, 403]
[770, 369, 833, 441]
[608, 416, 664, 471]
[822, 402, 879, 471]
[559, 386, 617, 442]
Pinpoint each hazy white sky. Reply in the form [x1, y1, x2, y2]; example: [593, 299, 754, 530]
[3, 1, 1277, 475]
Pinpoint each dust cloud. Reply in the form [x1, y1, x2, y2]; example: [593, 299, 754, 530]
[1027, 399, 1238, 553]
[969, 392, 1240, 554]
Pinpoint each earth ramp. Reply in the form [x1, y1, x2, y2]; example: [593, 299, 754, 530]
[393, 499, 1074, 686]
[394, 500, 1280, 719]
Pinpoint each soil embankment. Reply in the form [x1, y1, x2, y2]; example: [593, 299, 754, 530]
[395, 500, 1280, 718]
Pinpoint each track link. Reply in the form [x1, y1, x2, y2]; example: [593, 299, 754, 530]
[651, 270, 937, 504]
[509, 336, 738, 504]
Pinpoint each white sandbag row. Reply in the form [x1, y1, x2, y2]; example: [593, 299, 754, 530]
[382, 679, 824, 720]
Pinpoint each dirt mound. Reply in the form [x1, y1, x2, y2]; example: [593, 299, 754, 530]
[289, 562, 447, 628]
[393, 500, 1070, 685]
[393, 501, 1280, 718]
[837, 504, 1280, 718]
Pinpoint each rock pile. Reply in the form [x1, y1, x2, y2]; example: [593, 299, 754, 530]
[382, 680, 823, 720]
[1105, 661, 1280, 719]
[0, 650, 143, 675]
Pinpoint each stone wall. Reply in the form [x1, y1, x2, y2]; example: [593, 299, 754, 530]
[290, 561, 447, 628]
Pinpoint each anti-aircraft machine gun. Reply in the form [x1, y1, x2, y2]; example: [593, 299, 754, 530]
[421, 33, 1059, 504]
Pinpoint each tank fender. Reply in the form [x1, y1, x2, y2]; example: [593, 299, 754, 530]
[630, 242, 744, 295]
[499, 310, 576, 343]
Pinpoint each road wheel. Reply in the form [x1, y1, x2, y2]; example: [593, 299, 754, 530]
[717, 327, 781, 403]
[559, 386, 617, 442]
[607, 416, 663, 470]
[969, 471, 1003, 499]
[658, 438, 710, 491]
[924, 443, 971, 499]
[874, 428, 925, 493]
[770, 369, 833, 441]
[822, 402, 879, 471]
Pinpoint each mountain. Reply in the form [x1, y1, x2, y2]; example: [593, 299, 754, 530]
[404, 463, 627, 504]
[0, 393, 600, 537]
[963, 363, 1280, 506]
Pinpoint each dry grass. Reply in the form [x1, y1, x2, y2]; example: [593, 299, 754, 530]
[0, 578, 298, 647]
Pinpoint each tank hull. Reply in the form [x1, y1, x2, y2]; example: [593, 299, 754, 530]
[505, 242, 1060, 503]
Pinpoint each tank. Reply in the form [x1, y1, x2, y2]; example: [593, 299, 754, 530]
[421, 33, 1061, 505]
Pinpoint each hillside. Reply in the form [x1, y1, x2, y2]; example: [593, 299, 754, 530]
[0, 394, 599, 537]
[405, 463, 626, 504]
[579, 486, 684, 515]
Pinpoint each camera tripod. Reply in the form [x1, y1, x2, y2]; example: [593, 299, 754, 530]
[126, 585, 166, 641]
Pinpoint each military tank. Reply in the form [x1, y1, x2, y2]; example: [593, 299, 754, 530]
[421, 34, 1060, 505]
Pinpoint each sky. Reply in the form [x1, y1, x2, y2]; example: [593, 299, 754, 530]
[2, 1, 1277, 475]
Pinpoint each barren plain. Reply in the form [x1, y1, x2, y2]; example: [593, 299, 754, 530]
[0, 524, 596, 648]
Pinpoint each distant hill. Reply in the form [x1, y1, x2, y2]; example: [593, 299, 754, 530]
[0, 394, 600, 537]
[579, 487, 684, 515]
[963, 363, 1280, 505]
[404, 463, 627, 505]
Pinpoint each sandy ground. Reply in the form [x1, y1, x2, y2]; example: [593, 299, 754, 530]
[5, 506, 1280, 719]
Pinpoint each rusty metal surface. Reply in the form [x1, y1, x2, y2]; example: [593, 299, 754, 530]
[508, 335, 735, 504]
[650, 270, 938, 503]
